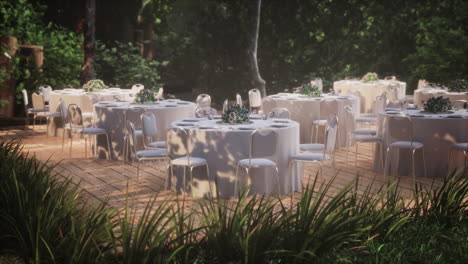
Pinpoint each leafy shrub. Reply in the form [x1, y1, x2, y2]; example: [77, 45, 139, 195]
[0, 139, 114, 263]
[95, 41, 166, 89]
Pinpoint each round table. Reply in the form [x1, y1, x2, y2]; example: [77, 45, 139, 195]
[262, 93, 359, 146]
[333, 80, 406, 113]
[168, 118, 301, 198]
[49, 88, 136, 113]
[374, 109, 468, 177]
[413, 88, 468, 108]
[94, 100, 196, 160]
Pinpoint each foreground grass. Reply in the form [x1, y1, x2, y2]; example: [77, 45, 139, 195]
[0, 139, 467, 263]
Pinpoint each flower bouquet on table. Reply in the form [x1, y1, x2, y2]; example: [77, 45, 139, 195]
[293, 81, 322, 97]
[423, 96, 452, 113]
[135, 88, 156, 104]
[222, 104, 250, 124]
[361, 72, 379, 83]
[83, 79, 107, 92]
[448, 79, 468, 93]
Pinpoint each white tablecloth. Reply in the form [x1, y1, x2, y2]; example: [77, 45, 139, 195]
[262, 93, 359, 146]
[94, 100, 196, 160]
[333, 80, 406, 113]
[49, 88, 136, 113]
[413, 88, 468, 107]
[168, 118, 301, 198]
[374, 109, 468, 177]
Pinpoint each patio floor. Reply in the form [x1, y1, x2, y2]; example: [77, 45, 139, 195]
[1, 124, 448, 214]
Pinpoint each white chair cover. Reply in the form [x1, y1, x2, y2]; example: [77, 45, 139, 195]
[32, 93, 46, 110]
[155, 87, 164, 100]
[236, 93, 243, 105]
[196, 94, 211, 108]
[131, 84, 144, 93]
[39, 85, 53, 103]
[248, 89, 262, 108]
[141, 112, 158, 138]
[22, 89, 29, 107]
[222, 99, 229, 113]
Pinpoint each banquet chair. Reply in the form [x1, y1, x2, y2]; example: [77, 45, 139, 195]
[60, 98, 91, 151]
[167, 126, 211, 196]
[312, 99, 338, 143]
[248, 88, 262, 113]
[196, 94, 212, 109]
[452, 100, 467, 110]
[22, 89, 37, 130]
[141, 112, 167, 150]
[355, 92, 387, 131]
[383, 114, 427, 185]
[222, 99, 229, 113]
[343, 105, 383, 171]
[131, 84, 144, 93]
[123, 107, 145, 164]
[195, 107, 217, 118]
[38, 85, 53, 104]
[155, 87, 164, 100]
[68, 104, 111, 160]
[269, 108, 289, 119]
[289, 115, 338, 188]
[447, 143, 468, 173]
[31, 92, 60, 136]
[235, 128, 280, 197]
[127, 121, 168, 181]
[236, 93, 243, 105]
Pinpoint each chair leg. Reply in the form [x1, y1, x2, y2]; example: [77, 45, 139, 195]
[84, 136, 88, 159]
[69, 132, 73, 158]
[274, 166, 280, 195]
[206, 164, 213, 197]
[122, 135, 127, 165]
[105, 134, 111, 160]
[137, 160, 140, 183]
[421, 148, 427, 178]
[411, 149, 416, 187]
[383, 148, 391, 185]
[395, 148, 400, 177]
[235, 164, 240, 198]
[183, 166, 187, 195]
[62, 128, 66, 152]
[189, 166, 194, 196]
[355, 142, 359, 172]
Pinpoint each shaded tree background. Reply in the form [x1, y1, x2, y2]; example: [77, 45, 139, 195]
[5, 0, 468, 106]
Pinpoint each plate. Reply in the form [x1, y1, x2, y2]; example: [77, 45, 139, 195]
[104, 104, 118, 107]
[237, 126, 255, 130]
[386, 111, 403, 115]
[174, 123, 194, 127]
[337, 96, 349, 99]
[270, 124, 288, 128]
[182, 118, 200, 122]
[385, 108, 401, 111]
[409, 115, 425, 118]
[165, 105, 177, 107]
[446, 115, 465, 118]
[273, 119, 290, 123]
[198, 126, 215, 129]
[176, 102, 190, 105]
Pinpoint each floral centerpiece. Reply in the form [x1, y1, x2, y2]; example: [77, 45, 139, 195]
[448, 79, 468, 92]
[83, 79, 107, 92]
[294, 82, 322, 97]
[135, 88, 156, 104]
[361, 72, 379, 82]
[222, 104, 250, 124]
[424, 96, 452, 113]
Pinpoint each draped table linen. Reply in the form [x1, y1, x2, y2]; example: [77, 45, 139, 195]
[374, 109, 468, 177]
[262, 93, 359, 145]
[168, 118, 301, 198]
[94, 100, 196, 160]
[333, 80, 406, 113]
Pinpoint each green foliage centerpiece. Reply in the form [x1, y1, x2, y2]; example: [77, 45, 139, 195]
[361, 72, 379, 82]
[83, 79, 107, 92]
[295, 82, 322, 97]
[424, 96, 452, 113]
[135, 88, 156, 104]
[222, 104, 250, 124]
[448, 79, 468, 92]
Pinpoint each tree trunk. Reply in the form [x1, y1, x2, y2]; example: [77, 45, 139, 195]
[81, 0, 96, 84]
[247, 0, 266, 97]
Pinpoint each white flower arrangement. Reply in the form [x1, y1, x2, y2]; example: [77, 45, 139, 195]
[293, 82, 322, 97]
[83, 79, 107, 92]
[361, 72, 379, 82]
[222, 104, 250, 124]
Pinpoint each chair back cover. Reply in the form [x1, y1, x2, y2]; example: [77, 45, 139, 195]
[39, 85, 53, 102]
[320, 98, 338, 118]
[311, 78, 323, 91]
[196, 94, 211, 108]
[155, 87, 164, 100]
[68, 104, 84, 129]
[59, 99, 68, 120]
[126, 121, 138, 155]
[236, 93, 243, 105]
[222, 99, 229, 113]
[250, 128, 278, 159]
[141, 112, 158, 138]
[248, 88, 262, 107]
[131, 84, 144, 93]
[374, 92, 387, 114]
[195, 107, 217, 118]
[324, 115, 339, 151]
[271, 108, 290, 119]
[166, 126, 190, 159]
[452, 100, 467, 110]
[125, 107, 145, 130]
[22, 89, 29, 107]
[387, 115, 413, 143]
[417, 79, 428, 90]
[32, 93, 45, 110]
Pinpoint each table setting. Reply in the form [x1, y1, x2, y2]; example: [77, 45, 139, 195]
[167, 104, 301, 198]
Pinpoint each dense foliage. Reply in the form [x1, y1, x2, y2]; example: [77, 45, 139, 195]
[1, 139, 467, 263]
